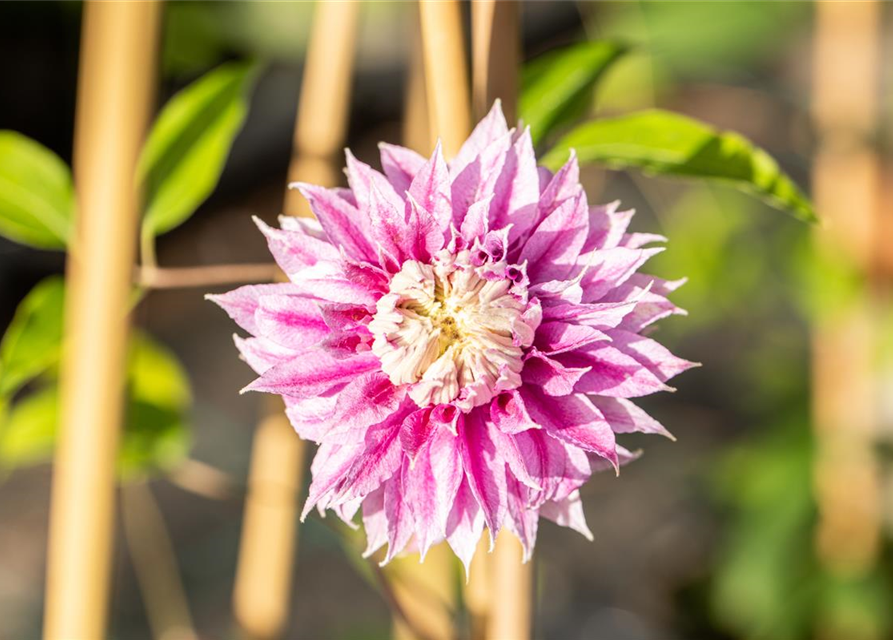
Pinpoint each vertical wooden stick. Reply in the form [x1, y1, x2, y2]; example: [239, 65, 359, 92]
[43, 3, 161, 639]
[471, 0, 520, 123]
[387, 11, 462, 638]
[472, 4, 531, 639]
[419, 0, 472, 157]
[232, 3, 359, 639]
[488, 534, 532, 640]
[811, 0, 882, 608]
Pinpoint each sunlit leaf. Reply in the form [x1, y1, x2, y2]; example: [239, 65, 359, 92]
[139, 61, 257, 239]
[0, 131, 74, 249]
[0, 276, 65, 397]
[520, 41, 627, 145]
[543, 109, 816, 222]
[0, 386, 57, 468]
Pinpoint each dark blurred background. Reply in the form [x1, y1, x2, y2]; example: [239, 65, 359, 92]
[2, 2, 892, 639]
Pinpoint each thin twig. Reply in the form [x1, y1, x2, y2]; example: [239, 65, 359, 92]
[121, 481, 198, 640]
[136, 263, 278, 290]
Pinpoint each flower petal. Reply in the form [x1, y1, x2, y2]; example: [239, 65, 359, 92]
[244, 349, 380, 398]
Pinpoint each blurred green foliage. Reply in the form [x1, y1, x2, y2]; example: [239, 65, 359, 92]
[0, 274, 191, 479]
[0, 132, 74, 249]
[0, 60, 257, 482]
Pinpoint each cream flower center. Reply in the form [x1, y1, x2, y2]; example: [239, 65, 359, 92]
[369, 249, 535, 410]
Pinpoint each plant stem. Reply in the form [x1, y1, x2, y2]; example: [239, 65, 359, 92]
[136, 263, 278, 290]
[43, 3, 161, 638]
[122, 481, 198, 640]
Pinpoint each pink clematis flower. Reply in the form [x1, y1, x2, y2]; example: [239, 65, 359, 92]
[210, 102, 695, 571]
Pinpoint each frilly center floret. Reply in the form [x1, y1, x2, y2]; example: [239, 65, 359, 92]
[369, 249, 536, 411]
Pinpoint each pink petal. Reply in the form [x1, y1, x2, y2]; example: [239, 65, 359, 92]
[607, 329, 699, 382]
[403, 426, 463, 559]
[458, 409, 508, 544]
[284, 393, 338, 443]
[583, 202, 634, 252]
[379, 142, 426, 194]
[512, 429, 591, 505]
[534, 321, 610, 355]
[383, 473, 414, 563]
[537, 150, 581, 220]
[522, 349, 591, 396]
[255, 293, 330, 348]
[518, 387, 618, 471]
[540, 490, 593, 541]
[445, 478, 486, 577]
[451, 100, 509, 178]
[302, 440, 365, 519]
[590, 396, 674, 439]
[291, 182, 376, 263]
[288, 261, 381, 308]
[244, 349, 380, 398]
[490, 390, 539, 435]
[362, 486, 388, 557]
[558, 342, 672, 398]
[408, 141, 452, 238]
[207, 283, 293, 335]
[490, 128, 540, 245]
[332, 406, 412, 505]
[505, 476, 539, 561]
[253, 216, 339, 273]
[580, 247, 664, 303]
[234, 335, 298, 374]
[323, 372, 403, 443]
[459, 195, 492, 243]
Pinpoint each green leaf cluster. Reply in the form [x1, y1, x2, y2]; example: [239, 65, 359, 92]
[0, 277, 191, 479]
[520, 42, 817, 223]
[0, 61, 256, 252]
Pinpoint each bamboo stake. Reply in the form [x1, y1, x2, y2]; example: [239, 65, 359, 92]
[810, 0, 882, 624]
[388, 11, 462, 638]
[488, 534, 532, 640]
[470, 4, 531, 640]
[232, 3, 359, 639]
[43, 3, 161, 639]
[471, 0, 520, 123]
[419, 0, 472, 157]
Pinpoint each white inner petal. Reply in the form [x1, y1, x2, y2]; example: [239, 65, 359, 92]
[369, 249, 533, 410]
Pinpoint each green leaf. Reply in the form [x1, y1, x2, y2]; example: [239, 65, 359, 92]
[0, 331, 191, 479]
[139, 61, 257, 239]
[118, 331, 192, 479]
[0, 276, 65, 397]
[542, 109, 817, 223]
[520, 41, 627, 146]
[0, 131, 74, 249]
[0, 386, 58, 468]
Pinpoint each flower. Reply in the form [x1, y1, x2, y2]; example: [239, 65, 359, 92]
[209, 102, 695, 571]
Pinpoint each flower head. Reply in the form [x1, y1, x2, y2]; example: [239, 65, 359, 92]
[210, 102, 695, 570]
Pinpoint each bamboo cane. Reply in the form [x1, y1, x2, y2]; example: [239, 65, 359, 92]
[471, 3, 532, 640]
[43, 3, 161, 639]
[387, 9, 464, 639]
[419, 0, 472, 158]
[232, 3, 359, 639]
[471, 0, 520, 123]
[810, 5, 882, 637]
